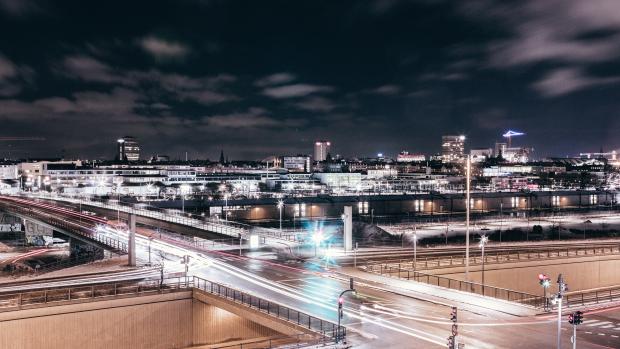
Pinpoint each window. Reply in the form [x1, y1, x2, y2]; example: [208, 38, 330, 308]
[294, 203, 306, 217]
[511, 197, 518, 208]
[414, 199, 425, 212]
[468, 198, 475, 210]
[357, 201, 369, 214]
[552, 196, 560, 206]
[590, 195, 598, 205]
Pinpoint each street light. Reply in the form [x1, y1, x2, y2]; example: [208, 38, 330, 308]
[312, 229, 324, 257]
[224, 193, 229, 221]
[478, 235, 489, 295]
[277, 200, 284, 231]
[412, 226, 418, 271]
[180, 184, 192, 214]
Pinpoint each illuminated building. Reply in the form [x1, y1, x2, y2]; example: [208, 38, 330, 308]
[441, 135, 465, 163]
[314, 140, 331, 162]
[118, 136, 140, 162]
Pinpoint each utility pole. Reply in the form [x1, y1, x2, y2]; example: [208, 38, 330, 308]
[465, 155, 471, 282]
[554, 274, 568, 349]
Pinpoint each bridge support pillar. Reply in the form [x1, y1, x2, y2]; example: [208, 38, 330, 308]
[23, 219, 52, 246]
[343, 206, 352, 252]
[128, 213, 136, 266]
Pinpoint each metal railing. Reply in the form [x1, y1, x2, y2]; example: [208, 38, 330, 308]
[561, 285, 620, 308]
[0, 277, 192, 312]
[0, 275, 345, 341]
[366, 263, 545, 308]
[0, 201, 127, 254]
[365, 243, 620, 271]
[35, 195, 299, 242]
[193, 276, 344, 340]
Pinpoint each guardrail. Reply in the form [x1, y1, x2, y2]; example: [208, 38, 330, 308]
[33, 195, 299, 242]
[0, 277, 191, 312]
[561, 286, 620, 308]
[366, 263, 545, 308]
[0, 201, 127, 254]
[193, 276, 344, 340]
[365, 243, 620, 271]
[0, 275, 345, 341]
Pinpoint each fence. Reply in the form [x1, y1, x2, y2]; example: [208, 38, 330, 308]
[0, 275, 345, 341]
[366, 263, 545, 308]
[365, 243, 620, 271]
[193, 276, 344, 340]
[34, 194, 299, 242]
[562, 285, 620, 308]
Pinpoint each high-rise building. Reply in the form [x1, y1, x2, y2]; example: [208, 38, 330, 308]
[314, 140, 331, 162]
[117, 136, 140, 161]
[441, 135, 465, 163]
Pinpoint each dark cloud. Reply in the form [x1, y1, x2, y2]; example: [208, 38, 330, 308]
[0, 0, 619, 159]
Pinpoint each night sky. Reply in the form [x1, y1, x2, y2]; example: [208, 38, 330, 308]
[1, 0, 619, 160]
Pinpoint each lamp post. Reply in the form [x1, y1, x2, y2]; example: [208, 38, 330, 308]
[479, 235, 489, 295]
[554, 274, 568, 349]
[277, 200, 284, 231]
[148, 236, 153, 266]
[499, 201, 503, 243]
[413, 226, 418, 271]
[224, 193, 229, 221]
[465, 155, 471, 282]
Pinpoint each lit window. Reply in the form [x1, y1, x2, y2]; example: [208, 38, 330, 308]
[552, 196, 560, 206]
[590, 195, 597, 205]
[357, 201, 369, 214]
[511, 197, 518, 208]
[414, 200, 425, 212]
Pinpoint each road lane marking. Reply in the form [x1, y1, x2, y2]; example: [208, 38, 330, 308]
[600, 324, 615, 329]
[587, 321, 611, 327]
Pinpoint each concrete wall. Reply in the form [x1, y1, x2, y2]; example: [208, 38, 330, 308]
[427, 255, 620, 295]
[0, 291, 286, 349]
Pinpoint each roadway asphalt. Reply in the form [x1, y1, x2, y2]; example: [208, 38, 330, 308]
[193, 249, 620, 349]
[5, 197, 620, 348]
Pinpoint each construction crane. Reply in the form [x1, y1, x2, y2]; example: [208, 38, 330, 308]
[502, 130, 524, 147]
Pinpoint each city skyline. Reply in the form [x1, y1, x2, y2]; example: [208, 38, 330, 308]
[1, 0, 620, 160]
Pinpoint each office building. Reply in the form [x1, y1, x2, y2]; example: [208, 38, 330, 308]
[281, 155, 311, 173]
[314, 140, 331, 162]
[441, 135, 465, 163]
[118, 136, 140, 161]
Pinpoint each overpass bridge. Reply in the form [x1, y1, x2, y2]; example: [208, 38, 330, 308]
[28, 195, 301, 244]
[0, 276, 340, 349]
[0, 196, 127, 254]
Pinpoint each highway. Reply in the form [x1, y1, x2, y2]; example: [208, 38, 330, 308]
[2, 197, 619, 348]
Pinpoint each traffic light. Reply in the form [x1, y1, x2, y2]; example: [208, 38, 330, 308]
[568, 313, 574, 324]
[350, 277, 354, 290]
[538, 274, 550, 287]
[338, 297, 344, 319]
[450, 307, 458, 322]
[447, 336, 455, 349]
[574, 311, 583, 325]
